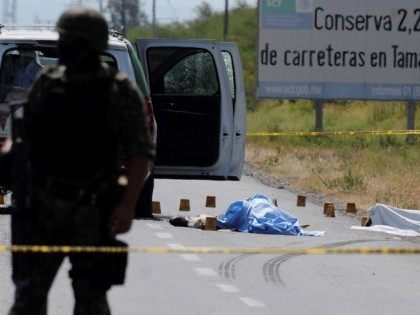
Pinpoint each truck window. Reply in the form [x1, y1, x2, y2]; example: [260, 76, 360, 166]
[0, 49, 49, 103]
[147, 48, 219, 96]
[164, 52, 218, 95]
[221, 51, 236, 100]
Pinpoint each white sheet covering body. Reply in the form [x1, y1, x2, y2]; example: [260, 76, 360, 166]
[351, 204, 420, 237]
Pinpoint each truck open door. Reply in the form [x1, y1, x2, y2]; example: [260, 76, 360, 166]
[219, 42, 247, 180]
[136, 39, 234, 179]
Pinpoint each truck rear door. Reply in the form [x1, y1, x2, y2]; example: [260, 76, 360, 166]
[219, 42, 247, 180]
[136, 39, 234, 179]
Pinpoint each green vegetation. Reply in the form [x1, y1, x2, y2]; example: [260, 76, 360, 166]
[127, 3, 419, 210]
[248, 100, 419, 209]
[248, 100, 420, 144]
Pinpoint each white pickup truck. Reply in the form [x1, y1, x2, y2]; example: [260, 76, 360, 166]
[0, 28, 247, 215]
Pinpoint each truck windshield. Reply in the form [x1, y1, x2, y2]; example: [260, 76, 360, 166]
[0, 47, 117, 103]
[0, 47, 116, 133]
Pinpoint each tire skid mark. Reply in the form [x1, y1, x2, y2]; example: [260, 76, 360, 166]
[219, 253, 255, 280]
[263, 239, 374, 286]
[263, 253, 295, 285]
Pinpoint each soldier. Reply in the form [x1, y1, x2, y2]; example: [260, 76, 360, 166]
[9, 6, 154, 315]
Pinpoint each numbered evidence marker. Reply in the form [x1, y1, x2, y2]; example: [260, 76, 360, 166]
[323, 202, 334, 215]
[346, 203, 357, 214]
[206, 196, 216, 208]
[204, 217, 218, 231]
[296, 195, 306, 207]
[151, 201, 161, 214]
[361, 217, 368, 226]
[179, 199, 190, 211]
[361, 217, 372, 227]
[325, 204, 335, 218]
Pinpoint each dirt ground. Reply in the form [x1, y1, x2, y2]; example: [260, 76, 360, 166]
[245, 143, 420, 215]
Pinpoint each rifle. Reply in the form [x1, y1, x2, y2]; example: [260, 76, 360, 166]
[0, 101, 32, 244]
[1, 101, 29, 215]
[0, 102, 12, 193]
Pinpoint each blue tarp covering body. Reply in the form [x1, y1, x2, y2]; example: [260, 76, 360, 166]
[217, 194, 322, 236]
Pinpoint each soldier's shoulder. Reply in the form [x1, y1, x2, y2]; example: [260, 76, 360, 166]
[101, 64, 143, 102]
[29, 65, 66, 97]
[35, 65, 66, 83]
[112, 71, 139, 96]
[113, 70, 132, 86]
[99, 64, 129, 87]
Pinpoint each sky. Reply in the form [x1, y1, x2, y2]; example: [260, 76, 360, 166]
[5, 0, 257, 25]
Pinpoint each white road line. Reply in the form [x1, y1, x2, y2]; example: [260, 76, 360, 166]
[179, 254, 201, 262]
[155, 232, 173, 239]
[145, 223, 163, 229]
[239, 297, 266, 308]
[195, 268, 217, 277]
[167, 243, 186, 249]
[215, 284, 239, 293]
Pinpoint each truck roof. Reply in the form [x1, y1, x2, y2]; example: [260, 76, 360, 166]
[0, 29, 127, 50]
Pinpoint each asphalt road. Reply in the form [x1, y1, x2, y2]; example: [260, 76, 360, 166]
[1, 175, 419, 314]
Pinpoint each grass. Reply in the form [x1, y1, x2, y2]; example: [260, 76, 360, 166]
[246, 101, 420, 211]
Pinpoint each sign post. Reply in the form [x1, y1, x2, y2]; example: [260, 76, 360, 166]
[315, 100, 323, 131]
[406, 101, 416, 144]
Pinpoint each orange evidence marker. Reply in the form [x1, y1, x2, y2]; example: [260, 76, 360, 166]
[347, 203, 357, 214]
[206, 196, 216, 208]
[179, 199, 190, 211]
[325, 204, 335, 218]
[361, 217, 369, 226]
[204, 217, 218, 231]
[152, 201, 161, 214]
[323, 202, 333, 214]
[297, 195, 306, 207]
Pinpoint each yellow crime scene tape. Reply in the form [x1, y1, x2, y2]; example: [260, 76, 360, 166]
[0, 245, 419, 255]
[247, 130, 420, 137]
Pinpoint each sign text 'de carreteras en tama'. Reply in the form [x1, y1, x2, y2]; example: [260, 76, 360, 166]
[258, 0, 420, 100]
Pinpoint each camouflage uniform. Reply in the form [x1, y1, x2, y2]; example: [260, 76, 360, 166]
[9, 63, 154, 315]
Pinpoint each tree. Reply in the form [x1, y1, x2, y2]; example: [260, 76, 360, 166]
[108, 0, 148, 30]
[194, 1, 213, 20]
[235, 0, 249, 10]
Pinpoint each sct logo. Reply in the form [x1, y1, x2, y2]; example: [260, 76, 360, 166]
[264, 0, 313, 13]
[264, 0, 295, 12]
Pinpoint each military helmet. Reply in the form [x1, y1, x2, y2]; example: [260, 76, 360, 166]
[56, 6, 109, 51]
